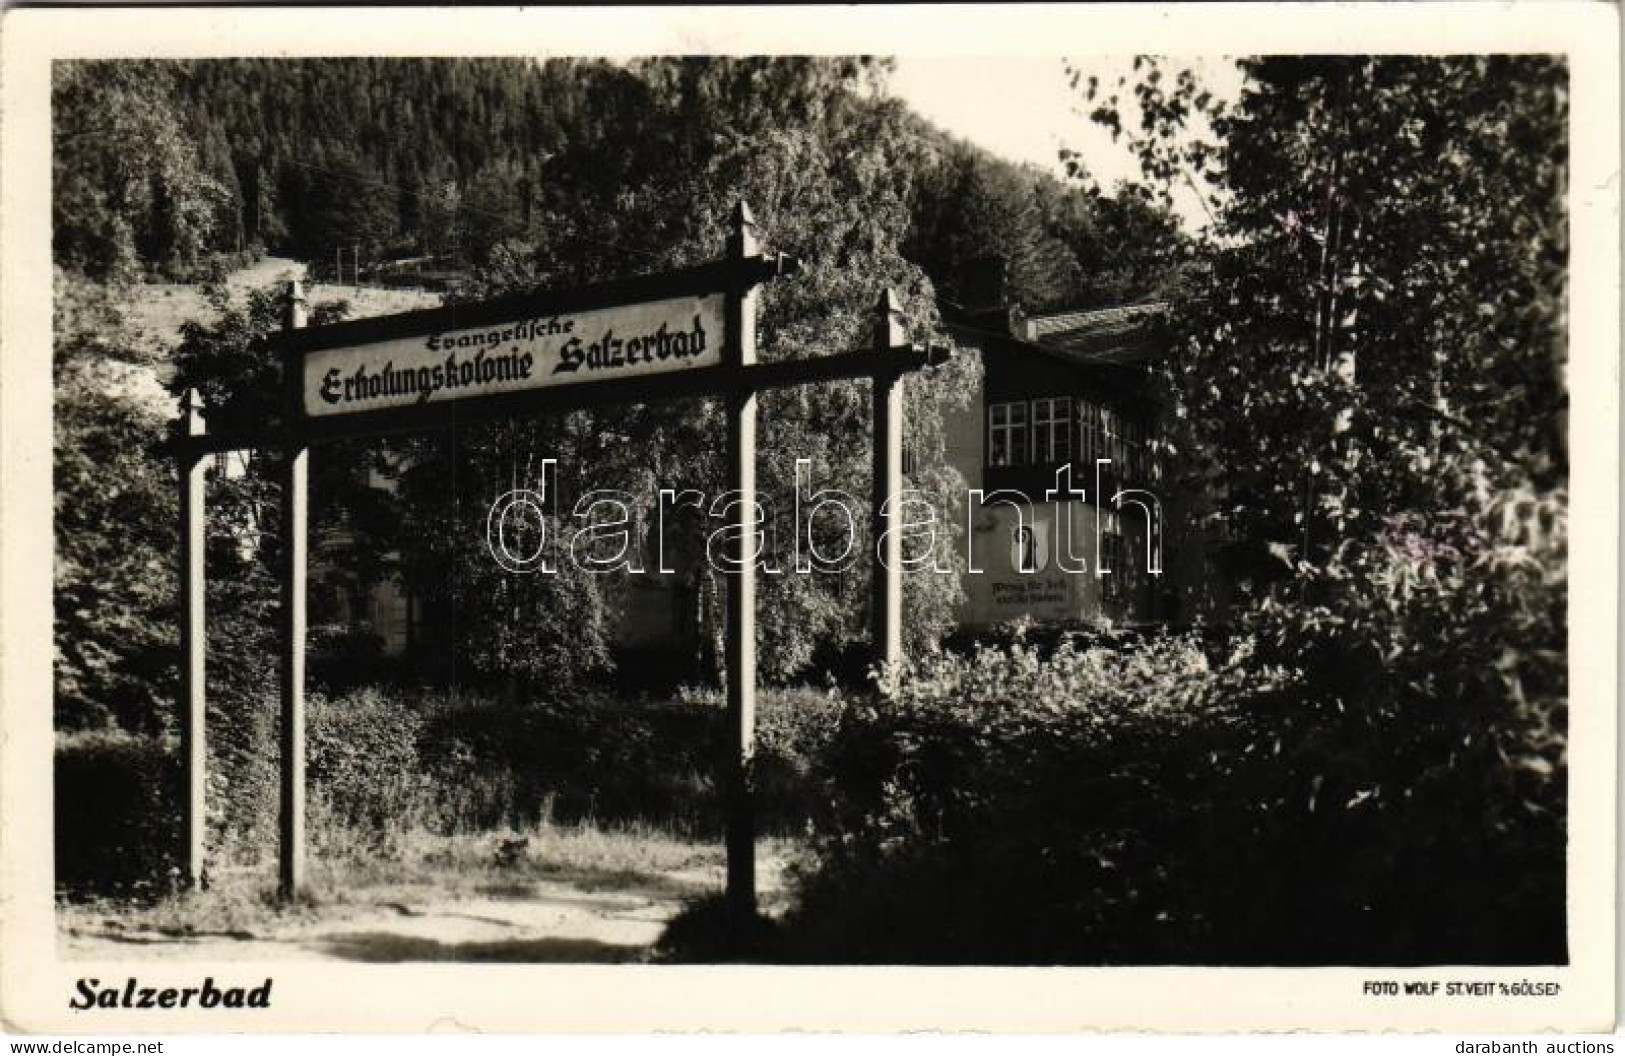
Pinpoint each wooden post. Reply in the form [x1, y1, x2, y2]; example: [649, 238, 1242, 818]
[278, 280, 308, 898]
[723, 201, 759, 918]
[871, 290, 907, 685]
[178, 389, 208, 888]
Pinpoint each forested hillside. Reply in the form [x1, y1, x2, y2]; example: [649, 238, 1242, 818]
[54, 57, 1179, 309]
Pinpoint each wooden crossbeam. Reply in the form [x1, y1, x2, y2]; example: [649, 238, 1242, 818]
[166, 344, 950, 455]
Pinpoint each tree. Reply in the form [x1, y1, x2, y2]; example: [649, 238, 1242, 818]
[53, 62, 228, 280]
[1073, 55, 1569, 957]
[1074, 57, 1566, 562]
[54, 273, 178, 731]
[456, 160, 534, 264]
[376, 57, 980, 692]
[65, 55, 1197, 698]
[289, 152, 400, 278]
[908, 146, 1077, 312]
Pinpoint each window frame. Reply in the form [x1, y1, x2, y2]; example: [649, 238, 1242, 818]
[986, 400, 1030, 468]
[1079, 400, 1100, 469]
[1031, 396, 1073, 465]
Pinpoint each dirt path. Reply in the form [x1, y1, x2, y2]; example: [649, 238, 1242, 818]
[60, 857, 790, 964]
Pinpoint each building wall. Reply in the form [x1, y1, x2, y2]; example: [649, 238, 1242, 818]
[944, 344, 1163, 628]
[959, 499, 1155, 627]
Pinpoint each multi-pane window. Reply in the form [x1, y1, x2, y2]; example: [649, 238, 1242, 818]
[1031, 397, 1072, 464]
[1119, 416, 1143, 483]
[1079, 401, 1155, 486]
[1100, 406, 1123, 468]
[987, 401, 1028, 467]
[991, 397, 1153, 482]
[1079, 401, 1101, 468]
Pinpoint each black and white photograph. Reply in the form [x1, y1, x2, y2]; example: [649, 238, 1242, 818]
[0, 2, 1617, 1037]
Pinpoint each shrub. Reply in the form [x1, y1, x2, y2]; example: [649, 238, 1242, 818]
[770, 621, 1564, 965]
[306, 686, 442, 855]
[200, 634, 278, 870]
[408, 686, 841, 837]
[56, 680, 850, 896]
[774, 633, 1284, 964]
[1239, 469, 1569, 963]
[416, 693, 713, 832]
[55, 731, 182, 896]
[751, 686, 845, 833]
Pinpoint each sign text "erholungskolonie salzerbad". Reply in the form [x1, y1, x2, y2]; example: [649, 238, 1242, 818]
[302, 293, 725, 417]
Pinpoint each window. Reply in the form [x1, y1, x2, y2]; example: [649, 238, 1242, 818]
[1080, 403, 1156, 486]
[1031, 397, 1072, 464]
[1101, 507, 1124, 601]
[987, 401, 1028, 467]
[1119, 416, 1142, 483]
[1079, 401, 1101, 467]
[1100, 406, 1122, 468]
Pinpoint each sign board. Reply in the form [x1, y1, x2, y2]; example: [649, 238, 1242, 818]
[302, 292, 726, 417]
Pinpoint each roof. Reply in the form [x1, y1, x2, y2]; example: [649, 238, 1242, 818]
[1015, 301, 1168, 367]
[941, 298, 1170, 412]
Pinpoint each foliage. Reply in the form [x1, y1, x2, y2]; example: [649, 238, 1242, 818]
[55, 681, 846, 899]
[760, 630, 1563, 964]
[909, 134, 1184, 312]
[369, 58, 986, 689]
[58, 56, 1183, 696]
[1248, 457, 1569, 925]
[53, 373, 176, 731]
[1072, 59, 1571, 949]
[288, 152, 401, 278]
[55, 731, 182, 896]
[410, 687, 840, 836]
[171, 281, 348, 429]
[53, 275, 178, 732]
[58, 57, 1180, 304]
[682, 57, 1568, 965]
[1073, 55, 1567, 588]
[304, 687, 446, 860]
[53, 63, 232, 280]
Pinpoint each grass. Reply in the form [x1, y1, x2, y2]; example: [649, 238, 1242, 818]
[56, 681, 826, 955]
[58, 816, 802, 943]
[311, 815, 732, 893]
